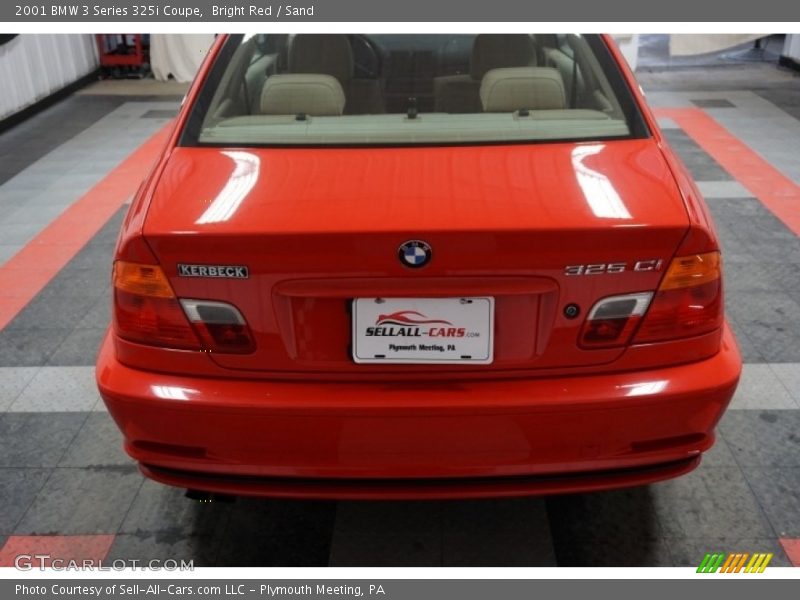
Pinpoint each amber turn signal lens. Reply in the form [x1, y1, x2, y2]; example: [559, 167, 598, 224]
[658, 252, 720, 291]
[633, 251, 723, 343]
[113, 261, 175, 298]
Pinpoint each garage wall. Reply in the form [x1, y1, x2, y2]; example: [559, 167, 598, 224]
[612, 34, 640, 71]
[0, 34, 98, 121]
[784, 34, 800, 61]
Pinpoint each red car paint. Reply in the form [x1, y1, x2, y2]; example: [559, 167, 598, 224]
[97, 34, 741, 498]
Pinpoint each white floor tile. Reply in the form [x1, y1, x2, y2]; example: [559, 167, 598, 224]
[729, 364, 798, 410]
[9, 366, 100, 412]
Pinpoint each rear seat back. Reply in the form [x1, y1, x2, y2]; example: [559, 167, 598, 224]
[480, 67, 566, 112]
[287, 34, 384, 114]
[434, 34, 537, 113]
[261, 74, 346, 116]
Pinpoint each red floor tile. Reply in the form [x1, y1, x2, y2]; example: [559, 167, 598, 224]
[0, 535, 115, 568]
[655, 107, 800, 238]
[0, 125, 170, 332]
[779, 538, 800, 567]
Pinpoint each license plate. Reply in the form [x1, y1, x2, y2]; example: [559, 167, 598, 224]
[352, 297, 494, 364]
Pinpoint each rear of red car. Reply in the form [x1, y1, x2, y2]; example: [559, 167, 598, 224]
[97, 34, 740, 499]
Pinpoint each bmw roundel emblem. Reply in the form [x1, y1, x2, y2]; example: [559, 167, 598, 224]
[398, 240, 432, 268]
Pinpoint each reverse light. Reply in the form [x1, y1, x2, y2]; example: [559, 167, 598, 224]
[634, 251, 723, 343]
[180, 299, 256, 354]
[579, 292, 653, 349]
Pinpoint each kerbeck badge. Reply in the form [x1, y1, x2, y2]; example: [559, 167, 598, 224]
[177, 264, 249, 279]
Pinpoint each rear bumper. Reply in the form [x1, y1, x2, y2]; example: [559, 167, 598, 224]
[97, 324, 741, 499]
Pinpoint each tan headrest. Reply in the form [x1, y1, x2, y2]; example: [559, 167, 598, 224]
[261, 74, 346, 116]
[288, 34, 353, 85]
[470, 34, 536, 80]
[480, 67, 566, 112]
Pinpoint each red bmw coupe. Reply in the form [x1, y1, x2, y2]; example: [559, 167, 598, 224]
[97, 34, 741, 499]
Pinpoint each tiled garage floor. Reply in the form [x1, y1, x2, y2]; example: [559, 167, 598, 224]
[0, 70, 799, 567]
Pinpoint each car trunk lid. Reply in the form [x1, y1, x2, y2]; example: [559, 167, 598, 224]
[143, 140, 688, 376]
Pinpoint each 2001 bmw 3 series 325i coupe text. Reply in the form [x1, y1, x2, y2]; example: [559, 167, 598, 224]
[96, 34, 742, 499]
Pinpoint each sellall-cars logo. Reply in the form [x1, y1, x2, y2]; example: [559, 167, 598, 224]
[365, 311, 468, 338]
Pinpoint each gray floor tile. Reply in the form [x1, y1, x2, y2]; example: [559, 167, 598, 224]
[10, 366, 99, 412]
[701, 435, 739, 467]
[329, 530, 442, 567]
[106, 533, 220, 567]
[2, 203, 65, 226]
[329, 501, 443, 566]
[0, 95, 131, 186]
[0, 223, 43, 245]
[216, 499, 336, 567]
[75, 293, 112, 330]
[727, 322, 765, 363]
[39, 265, 111, 299]
[656, 116, 679, 129]
[547, 486, 663, 541]
[0, 328, 73, 367]
[14, 466, 143, 535]
[441, 499, 556, 566]
[691, 98, 737, 108]
[738, 322, 800, 363]
[727, 364, 797, 410]
[0, 367, 40, 412]
[726, 290, 800, 329]
[58, 412, 132, 467]
[553, 535, 674, 567]
[0, 468, 52, 534]
[119, 480, 232, 537]
[3, 294, 98, 332]
[696, 181, 751, 199]
[663, 129, 732, 181]
[46, 328, 107, 367]
[667, 537, 791, 567]
[753, 88, 800, 122]
[331, 500, 442, 535]
[61, 242, 115, 271]
[0, 244, 20, 264]
[0, 412, 87, 467]
[769, 363, 800, 404]
[546, 487, 673, 566]
[651, 467, 774, 540]
[141, 109, 177, 119]
[741, 467, 800, 537]
[720, 410, 800, 467]
[723, 263, 780, 292]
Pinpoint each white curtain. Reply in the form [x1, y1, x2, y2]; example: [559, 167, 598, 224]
[0, 35, 98, 120]
[150, 34, 215, 83]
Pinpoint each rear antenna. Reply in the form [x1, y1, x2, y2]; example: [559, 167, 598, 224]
[406, 97, 418, 120]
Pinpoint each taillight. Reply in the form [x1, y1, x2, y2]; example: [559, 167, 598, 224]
[180, 299, 256, 354]
[113, 261, 200, 350]
[113, 261, 256, 353]
[579, 292, 653, 349]
[634, 251, 722, 343]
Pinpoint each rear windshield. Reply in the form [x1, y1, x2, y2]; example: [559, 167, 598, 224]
[182, 34, 649, 147]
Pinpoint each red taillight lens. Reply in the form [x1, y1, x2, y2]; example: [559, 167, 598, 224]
[113, 261, 200, 350]
[634, 252, 723, 343]
[579, 292, 653, 349]
[112, 263, 256, 353]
